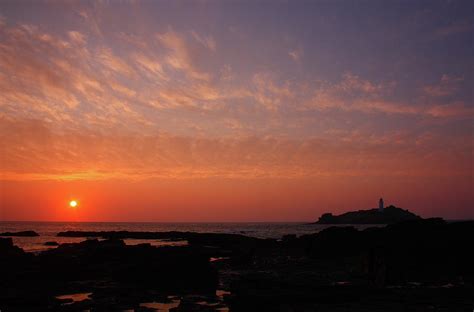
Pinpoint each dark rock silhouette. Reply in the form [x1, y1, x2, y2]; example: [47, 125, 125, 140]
[1, 220, 473, 311]
[57, 230, 260, 245]
[0, 238, 218, 311]
[226, 219, 474, 311]
[316, 205, 421, 224]
[0, 237, 29, 258]
[44, 241, 59, 246]
[0, 230, 40, 236]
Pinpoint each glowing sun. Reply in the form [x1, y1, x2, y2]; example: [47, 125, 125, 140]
[69, 200, 78, 208]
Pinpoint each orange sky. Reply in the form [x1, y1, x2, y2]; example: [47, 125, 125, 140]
[1, 174, 472, 222]
[0, 1, 473, 221]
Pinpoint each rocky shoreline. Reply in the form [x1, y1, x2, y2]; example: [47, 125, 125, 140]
[0, 230, 40, 236]
[1, 218, 473, 311]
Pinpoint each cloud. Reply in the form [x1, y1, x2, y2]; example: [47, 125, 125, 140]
[435, 20, 472, 37]
[156, 29, 211, 81]
[220, 64, 233, 81]
[0, 19, 255, 133]
[305, 73, 407, 114]
[68, 31, 86, 45]
[337, 73, 394, 95]
[423, 74, 463, 97]
[109, 81, 136, 98]
[303, 73, 471, 118]
[116, 32, 148, 49]
[98, 47, 136, 77]
[0, 13, 471, 187]
[425, 101, 474, 118]
[132, 52, 167, 81]
[77, 8, 102, 37]
[251, 73, 294, 111]
[288, 48, 303, 62]
[1, 116, 470, 182]
[191, 31, 216, 52]
[0, 21, 148, 128]
[151, 82, 245, 112]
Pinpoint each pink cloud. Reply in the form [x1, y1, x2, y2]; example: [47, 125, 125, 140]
[435, 20, 472, 37]
[426, 102, 474, 118]
[1, 117, 471, 182]
[156, 29, 211, 81]
[191, 31, 216, 52]
[423, 74, 463, 97]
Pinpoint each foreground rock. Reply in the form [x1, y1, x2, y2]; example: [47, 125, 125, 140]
[56, 230, 276, 262]
[2, 219, 473, 311]
[57, 230, 260, 247]
[0, 238, 218, 311]
[0, 230, 40, 236]
[226, 219, 474, 311]
[316, 205, 421, 224]
[0, 237, 31, 259]
[44, 241, 59, 246]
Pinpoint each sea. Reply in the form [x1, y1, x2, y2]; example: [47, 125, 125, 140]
[0, 221, 382, 253]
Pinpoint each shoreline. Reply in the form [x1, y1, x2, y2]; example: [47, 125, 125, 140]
[1, 218, 473, 311]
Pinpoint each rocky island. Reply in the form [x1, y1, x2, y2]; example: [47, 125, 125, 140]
[317, 199, 422, 224]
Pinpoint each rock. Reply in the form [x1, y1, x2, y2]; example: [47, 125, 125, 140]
[0, 237, 28, 258]
[318, 213, 337, 223]
[225, 219, 474, 311]
[0, 237, 14, 249]
[1, 237, 219, 311]
[2, 220, 474, 311]
[56, 230, 269, 262]
[281, 234, 297, 243]
[44, 241, 59, 246]
[0, 230, 40, 237]
[56, 230, 260, 247]
[316, 206, 422, 224]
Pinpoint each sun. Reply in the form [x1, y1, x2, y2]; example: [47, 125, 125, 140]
[69, 200, 78, 208]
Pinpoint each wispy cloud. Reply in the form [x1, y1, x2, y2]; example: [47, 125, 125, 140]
[0, 21, 147, 129]
[303, 73, 471, 118]
[68, 31, 86, 45]
[191, 30, 216, 52]
[425, 101, 474, 118]
[0, 5, 472, 187]
[157, 29, 211, 81]
[288, 47, 303, 62]
[423, 74, 463, 97]
[435, 20, 472, 37]
[251, 73, 294, 111]
[2, 117, 470, 181]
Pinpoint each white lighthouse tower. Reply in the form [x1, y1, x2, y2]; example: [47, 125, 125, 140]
[379, 198, 384, 212]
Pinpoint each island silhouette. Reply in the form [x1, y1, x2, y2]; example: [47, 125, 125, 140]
[316, 200, 422, 224]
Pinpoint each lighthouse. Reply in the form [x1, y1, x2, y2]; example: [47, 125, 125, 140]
[379, 198, 384, 212]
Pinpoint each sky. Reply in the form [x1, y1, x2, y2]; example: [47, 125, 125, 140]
[0, 0, 473, 222]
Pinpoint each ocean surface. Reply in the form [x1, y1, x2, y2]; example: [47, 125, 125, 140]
[0, 221, 382, 252]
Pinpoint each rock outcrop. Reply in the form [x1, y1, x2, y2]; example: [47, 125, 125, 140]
[1, 219, 473, 311]
[228, 219, 474, 311]
[0, 238, 218, 311]
[0, 230, 40, 236]
[316, 205, 421, 224]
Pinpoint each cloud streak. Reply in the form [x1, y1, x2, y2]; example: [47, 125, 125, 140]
[0, 6, 472, 186]
[1, 116, 471, 182]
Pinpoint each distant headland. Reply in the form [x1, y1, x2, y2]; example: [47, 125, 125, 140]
[316, 198, 422, 224]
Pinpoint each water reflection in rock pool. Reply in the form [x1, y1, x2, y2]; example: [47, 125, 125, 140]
[139, 291, 230, 312]
[140, 296, 180, 311]
[56, 292, 92, 304]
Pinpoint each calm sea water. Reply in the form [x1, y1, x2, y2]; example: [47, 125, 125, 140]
[0, 221, 381, 252]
